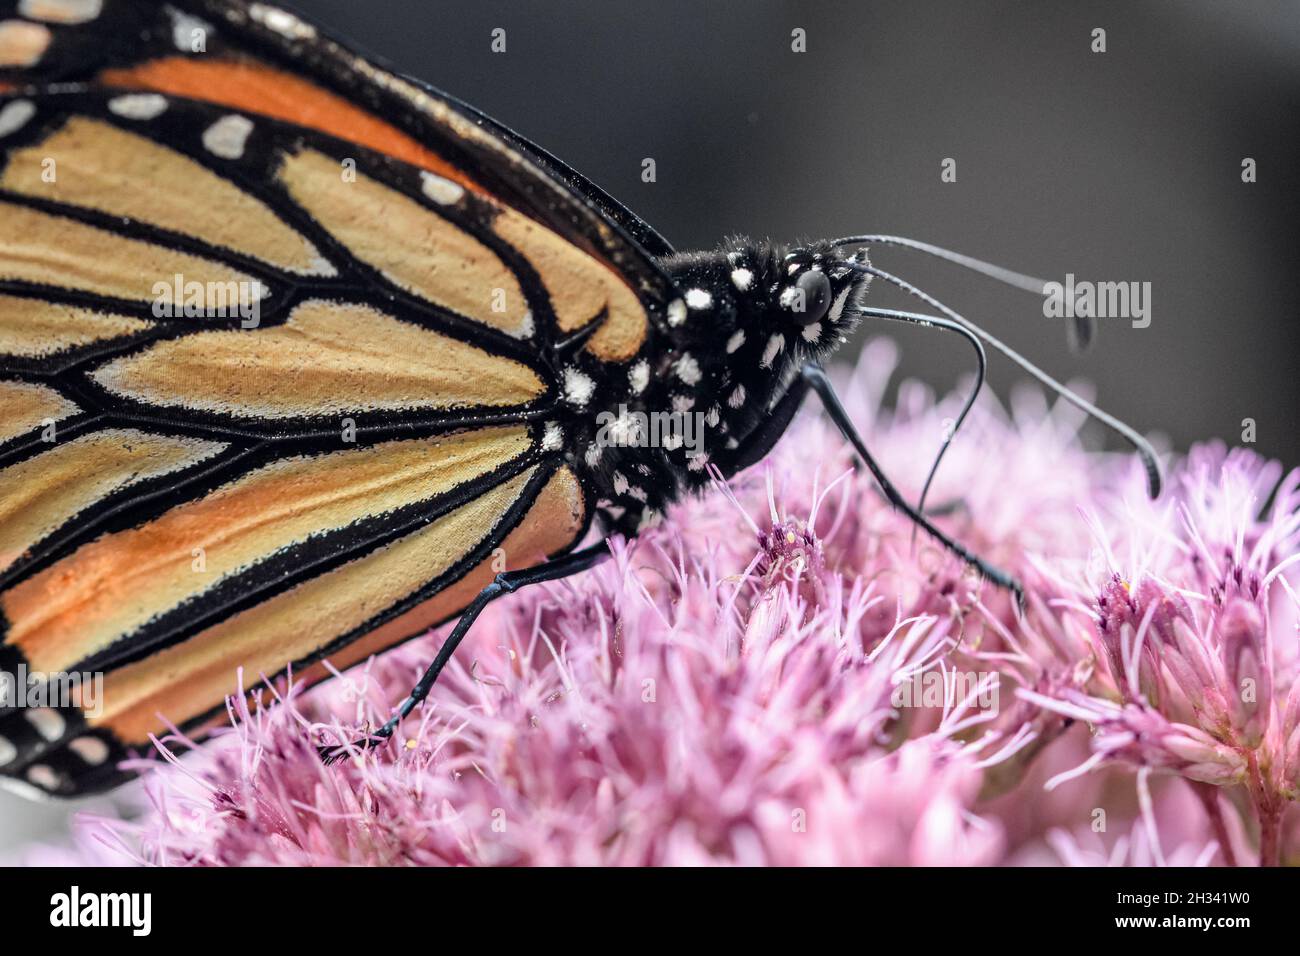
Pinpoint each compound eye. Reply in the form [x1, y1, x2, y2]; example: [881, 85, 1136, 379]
[791, 270, 832, 326]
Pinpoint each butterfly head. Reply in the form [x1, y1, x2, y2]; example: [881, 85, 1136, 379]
[660, 239, 869, 389]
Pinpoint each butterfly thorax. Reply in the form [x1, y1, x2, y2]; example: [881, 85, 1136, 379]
[568, 239, 870, 537]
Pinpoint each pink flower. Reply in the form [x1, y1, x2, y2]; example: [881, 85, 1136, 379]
[32, 340, 1300, 867]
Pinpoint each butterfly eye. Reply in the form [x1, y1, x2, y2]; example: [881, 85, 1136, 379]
[792, 270, 832, 326]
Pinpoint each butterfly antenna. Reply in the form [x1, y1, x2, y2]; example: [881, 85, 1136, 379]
[844, 261, 1163, 499]
[847, 306, 986, 530]
[832, 235, 1093, 352]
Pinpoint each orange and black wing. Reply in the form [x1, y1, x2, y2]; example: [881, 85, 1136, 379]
[0, 0, 674, 796]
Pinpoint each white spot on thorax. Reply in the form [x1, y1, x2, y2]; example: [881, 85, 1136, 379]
[202, 114, 255, 159]
[26, 707, 64, 742]
[612, 471, 630, 495]
[725, 329, 745, 354]
[728, 384, 747, 408]
[420, 170, 464, 205]
[628, 359, 649, 395]
[674, 352, 702, 386]
[778, 286, 799, 309]
[584, 443, 602, 466]
[69, 736, 109, 765]
[562, 366, 595, 406]
[627, 485, 648, 502]
[108, 93, 169, 120]
[801, 321, 823, 342]
[541, 421, 563, 451]
[687, 452, 710, 472]
[760, 333, 785, 368]
[672, 394, 695, 413]
[18, 0, 101, 25]
[665, 298, 687, 327]
[705, 405, 720, 427]
[685, 288, 712, 310]
[0, 99, 36, 138]
[828, 286, 852, 323]
[730, 267, 753, 292]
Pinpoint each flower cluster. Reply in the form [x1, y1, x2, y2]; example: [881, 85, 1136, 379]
[32, 340, 1300, 866]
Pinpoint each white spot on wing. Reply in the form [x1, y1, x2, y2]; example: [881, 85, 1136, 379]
[730, 267, 753, 292]
[18, 0, 101, 25]
[420, 170, 464, 205]
[26, 764, 60, 790]
[170, 10, 211, 51]
[202, 114, 255, 160]
[108, 93, 169, 120]
[250, 3, 317, 39]
[0, 99, 36, 138]
[0, 19, 50, 68]
[725, 329, 745, 354]
[26, 707, 64, 742]
[68, 736, 109, 766]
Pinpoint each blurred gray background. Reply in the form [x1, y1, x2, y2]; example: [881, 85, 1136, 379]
[4, 0, 1299, 855]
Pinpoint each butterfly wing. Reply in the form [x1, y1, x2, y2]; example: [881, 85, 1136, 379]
[0, 0, 666, 796]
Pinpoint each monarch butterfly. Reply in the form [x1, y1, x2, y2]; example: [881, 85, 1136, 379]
[0, 0, 1159, 798]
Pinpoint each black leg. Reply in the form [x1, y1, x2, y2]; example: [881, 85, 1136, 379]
[729, 373, 966, 518]
[320, 541, 611, 762]
[800, 363, 1024, 605]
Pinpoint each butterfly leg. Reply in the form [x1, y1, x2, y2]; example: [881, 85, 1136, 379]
[800, 363, 1024, 605]
[321, 541, 611, 762]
